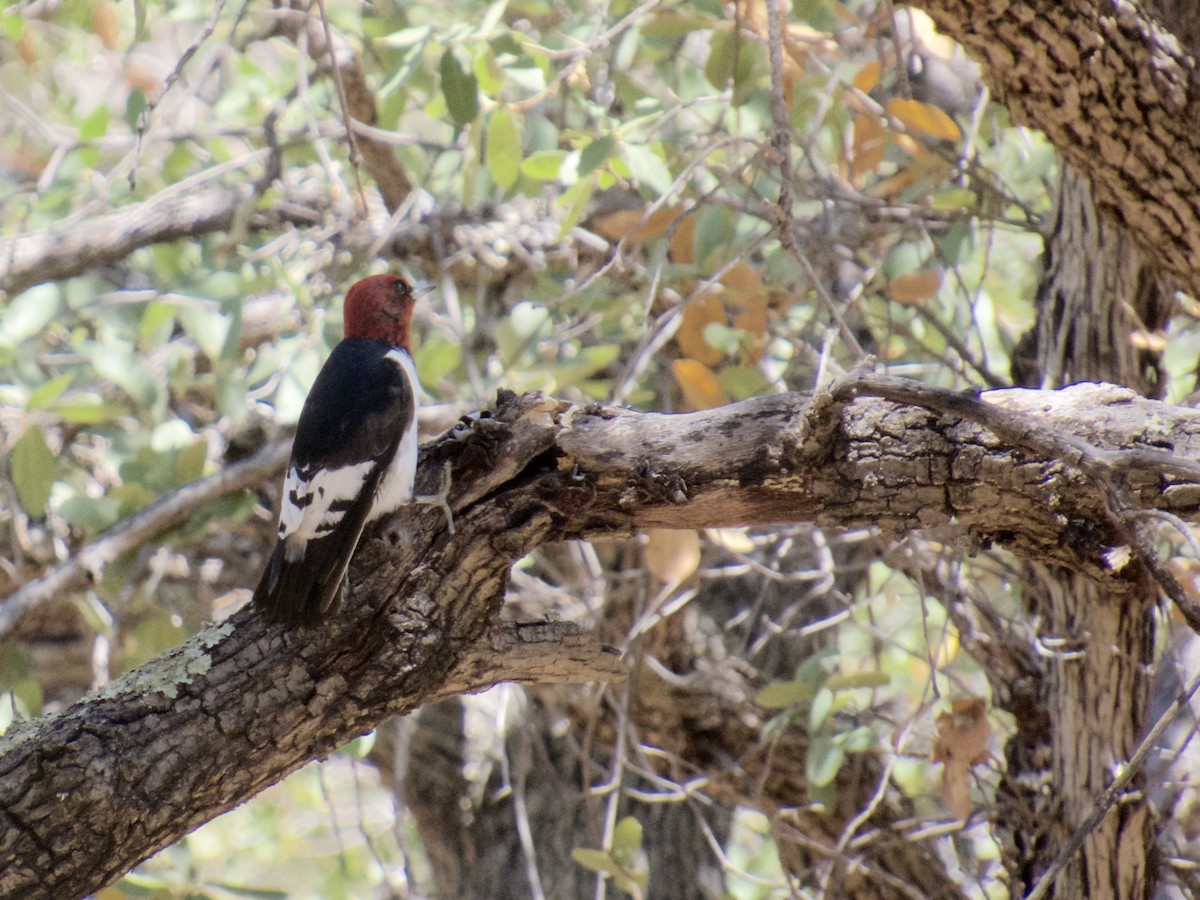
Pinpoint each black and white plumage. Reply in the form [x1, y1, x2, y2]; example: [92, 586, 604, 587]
[253, 274, 420, 626]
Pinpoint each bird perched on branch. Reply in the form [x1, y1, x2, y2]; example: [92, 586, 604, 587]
[253, 274, 421, 626]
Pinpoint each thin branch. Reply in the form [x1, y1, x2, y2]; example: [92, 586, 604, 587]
[0, 440, 290, 636]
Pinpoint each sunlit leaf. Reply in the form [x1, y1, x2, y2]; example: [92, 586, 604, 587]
[886, 98, 961, 141]
[1, 285, 60, 344]
[672, 358, 728, 410]
[622, 142, 673, 195]
[808, 685, 833, 733]
[852, 59, 881, 94]
[571, 848, 614, 875]
[520, 150, 566, 181]
[644, 528, 701, 583]
[486, 108, 521, 189]
[806, 733, 845, 787]
[26, 373, 74, 410]
[611, 815, 644, 858]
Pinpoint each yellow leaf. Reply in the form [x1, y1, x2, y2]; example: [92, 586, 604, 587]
[887, 98, 961, 141]
[932, 625, 959, 669]
[851, 114, 886, 180]
[852, 60, 881, 94]
[644, 528, 701, 583]
[672, 358, 728, 410]
[676, 295, 726, 366]
[892, 132, 929, 160]
[886, 270, 943, 304]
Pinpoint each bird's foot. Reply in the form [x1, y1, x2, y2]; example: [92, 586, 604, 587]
[414, 460, 455, 535]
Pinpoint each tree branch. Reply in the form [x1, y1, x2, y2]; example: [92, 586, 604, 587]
[3, 383, 1200, 896]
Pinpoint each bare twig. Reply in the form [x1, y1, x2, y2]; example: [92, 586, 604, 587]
[0, 441, 291, 637]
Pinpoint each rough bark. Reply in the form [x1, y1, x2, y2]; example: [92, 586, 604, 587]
[4, 383, 1200, 897]
[1004, 154, 1175, 898]
[914, 0, 1200, 301]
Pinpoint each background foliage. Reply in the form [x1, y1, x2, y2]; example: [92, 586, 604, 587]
[1, 0, 1190, 897]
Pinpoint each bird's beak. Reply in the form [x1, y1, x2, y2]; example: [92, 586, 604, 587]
[413, 282, 436, 299]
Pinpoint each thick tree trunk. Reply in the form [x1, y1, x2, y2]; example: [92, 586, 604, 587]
[914, 0, 1200, 301]
[1004, 164, 1172, 898]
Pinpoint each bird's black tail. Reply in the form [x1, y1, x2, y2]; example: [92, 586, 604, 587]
[252, 525, 364, 626]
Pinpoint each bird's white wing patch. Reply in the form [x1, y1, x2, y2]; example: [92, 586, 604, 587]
[369, 348, 421, 521]
[278, 460, 375, 542]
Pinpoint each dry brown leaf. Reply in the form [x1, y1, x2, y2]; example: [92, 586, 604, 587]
[669, 212, 697, 265]
[886, 270, 943, 304]
[644, 529, 702, 584]
[676, 295, 726, 366]
[595, 205, 685, 243]
[672, 358, 729, 410]
[851, 114, 886, 180]
[932, 697, 990, 820]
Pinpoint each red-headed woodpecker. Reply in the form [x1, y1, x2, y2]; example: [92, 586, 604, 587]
[253, 274, 420, 626]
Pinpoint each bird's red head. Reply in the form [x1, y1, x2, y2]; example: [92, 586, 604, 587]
[342, 274, 417, 351]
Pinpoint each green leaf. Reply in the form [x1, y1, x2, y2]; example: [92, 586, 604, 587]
[124, 88, 147, 131]
[415, 338, 463, 384]
[808, 685, 833, 733]
[2, 12, 24, 42]
[641, 11, 714, 41]
[11, 426, 58, 519]
[440, 49, 480, 127]
[59, 493, 121, 533]
[26, 374, 74, 410]
[756, 680, 814, 709]
[571, 848, 615, 875]
[79, 103, 110, 142]
[1, 285, 60, 344]
[806, 732, 846, 787]
[557, 173, 595, 239]
[718, 364, 769, 400]
[622, 142, 673, 195]
[826, 671, 891, 692]
[486, 108, 522, 189]
[841, 724, 878, 753]
[521, 150, 566, 181]
[174, 440, 208, 485]
[49, 395, 126, 425]
[578, 135, 617, 178]
[612, 815, 644, 860]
